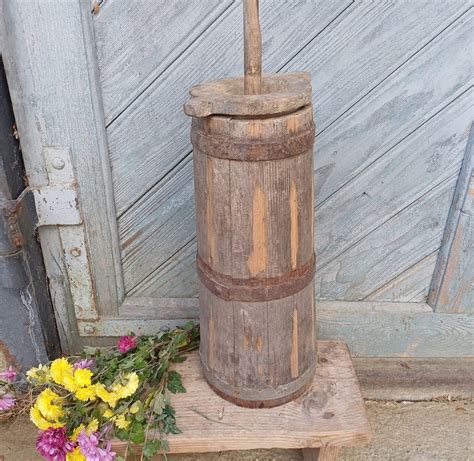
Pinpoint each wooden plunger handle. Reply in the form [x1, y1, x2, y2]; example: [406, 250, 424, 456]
[243, 0, 262, 94]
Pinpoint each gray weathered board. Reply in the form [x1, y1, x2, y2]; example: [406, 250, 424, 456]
[1, 0, 472, 355]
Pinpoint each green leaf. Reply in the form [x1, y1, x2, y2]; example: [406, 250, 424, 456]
[135, 406, 146, 422]
[152, 393, 166, 415]
[130, 421, 145, 444]
[142, 439, 161, 458]
[167, 370, 185, 394]
[115, 429, 129, 442]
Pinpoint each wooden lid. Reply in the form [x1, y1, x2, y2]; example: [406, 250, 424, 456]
[183, 72, 312, 118]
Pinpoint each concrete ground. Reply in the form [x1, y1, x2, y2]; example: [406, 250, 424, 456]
[1, 400, 472, 460]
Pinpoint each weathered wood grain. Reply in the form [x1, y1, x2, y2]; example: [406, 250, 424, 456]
[428, 123, 474, 312]
[112, 341, 371, 455]
[243, 0, 262, 95]
[107, 0, 351, 216]
[80, 300, 474, 357]
[120, 156, 195, 293]
[315, 90, 472, 269]
[354, 357, 474, 401]
[129, 151, 460, 301]
[433, 200, 473, 311]
[119, 297, 199, 319]
[119, 5, 472, 300]
[283, 0, 469, 133]
[1, 0, 123, 350]
[313, 9, 473, 206]
[315, 176, 458, 300]
[190, 101, 316, 407]
[93, 0, 234, 124]
[316, 302, 474, 358]
[364, 252, 439, 303]
[128, 240, 198, 298]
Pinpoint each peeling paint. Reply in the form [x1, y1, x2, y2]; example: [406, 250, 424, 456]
[20, 285, 44, 364]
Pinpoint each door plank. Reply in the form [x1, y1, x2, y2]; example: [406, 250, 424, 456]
[128, 239, 198, 298]
[364, 252, 439, 303]
[283, 0, 469, 133]
[93, 0, 234, 124]
[313, 10, 473, 206]
[107, 0, 352, 215]
[315, 90, 472, 268]
[120, 156, 195, 293]
[315, 176, 458, 301]
[118, 8, 472, 300]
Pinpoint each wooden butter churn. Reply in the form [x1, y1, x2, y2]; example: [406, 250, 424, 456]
[184, 0, 316, 408]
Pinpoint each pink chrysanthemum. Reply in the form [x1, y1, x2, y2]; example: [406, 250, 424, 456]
[117, 335, 137, 353]
[0, 393, 15, 411]
[77, 430, 116, 461]
[35, 427, 74, 461]
[0, 366, 17, 383]
[73, 358, 95, 370]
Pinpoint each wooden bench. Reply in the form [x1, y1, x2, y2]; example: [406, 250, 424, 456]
[114, 340, 371, 460]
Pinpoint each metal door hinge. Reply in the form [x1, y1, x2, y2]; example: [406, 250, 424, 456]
[30, 148, 98, 322]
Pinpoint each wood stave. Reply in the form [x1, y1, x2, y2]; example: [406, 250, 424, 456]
[192, 101, 316, 407]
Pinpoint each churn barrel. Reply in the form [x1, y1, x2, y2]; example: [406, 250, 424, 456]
[184, 0, 316, 408]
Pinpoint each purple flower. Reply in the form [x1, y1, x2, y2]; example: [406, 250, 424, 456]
[35, 427, 74, 461]
[0, 393, 15, 410]
[77, 430, 116, 461]
[117, 335, 137, 353]
[73, 358, 95, 371]
[0, 366, 17, 382]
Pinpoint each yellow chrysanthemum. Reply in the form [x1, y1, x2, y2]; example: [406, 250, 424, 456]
[129, 401, 141, 414]
[118, 373, 139, 399]
[103, 408, 114, 419]
[62, 374, 78, 392]
[75, 385, 97, 402]
[36, 388, 64, 421]
[95, 383, 121, 408]
[71, 418, 99, 441]
[50, 358, 74, 386]
[73, 369, 92, 388]
[87, 417, 99, 433]
[114, 414, 130, 429]
[26, 364, 51, 384]
[66, 447, 86, 461]
[30, 406, 64, 430]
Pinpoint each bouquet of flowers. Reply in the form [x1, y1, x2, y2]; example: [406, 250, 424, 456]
[0, 322, 199, 461]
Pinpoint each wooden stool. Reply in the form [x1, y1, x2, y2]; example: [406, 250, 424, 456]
[115, 341, 371, 460]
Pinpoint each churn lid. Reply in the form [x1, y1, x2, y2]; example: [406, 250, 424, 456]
[183, 0, 312, 118]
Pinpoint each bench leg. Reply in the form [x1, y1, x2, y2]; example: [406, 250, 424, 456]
[302, 447, 340, 461]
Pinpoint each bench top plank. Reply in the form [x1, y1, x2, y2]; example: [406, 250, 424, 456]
[114, 340, 371, 455]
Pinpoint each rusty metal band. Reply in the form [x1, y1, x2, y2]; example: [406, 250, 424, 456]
[196, 253, 315, 302]
[200, 355, 316, 408]
[191, 126, 315, 162]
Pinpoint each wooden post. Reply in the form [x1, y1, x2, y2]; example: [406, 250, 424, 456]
[303, 448, 341, 461]
[243, 0, 262, 94]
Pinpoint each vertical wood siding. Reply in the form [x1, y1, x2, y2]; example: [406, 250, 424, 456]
[91, 0, 473, 302]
